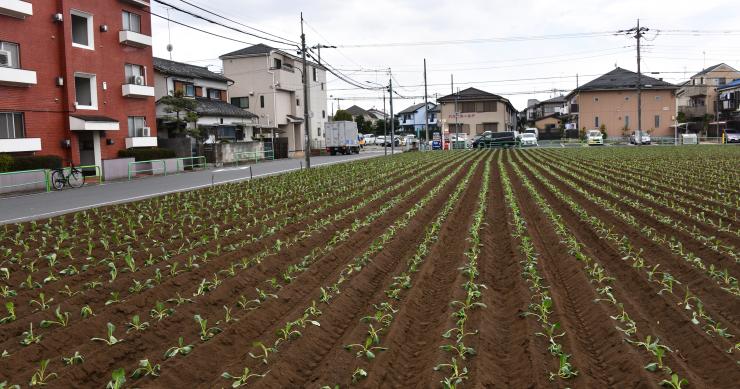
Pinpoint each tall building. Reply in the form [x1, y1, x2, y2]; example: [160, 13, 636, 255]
[0, 0, 156, 167]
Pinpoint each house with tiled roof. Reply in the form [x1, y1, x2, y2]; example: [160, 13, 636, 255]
[676, 63, 740, 120]
[436, 88, 518, 135]
[563, 67, 678, 137]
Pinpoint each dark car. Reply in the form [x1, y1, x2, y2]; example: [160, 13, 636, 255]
[725, 128, 740, 143]
[472, 131, 517, 149]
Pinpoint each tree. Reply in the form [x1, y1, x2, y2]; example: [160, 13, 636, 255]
[355, 115, 367, 132]
[160, 91, 197, 136]
[333, 109, 353, 121]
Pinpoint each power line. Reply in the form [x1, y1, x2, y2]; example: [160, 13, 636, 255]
[150, 12, 255, 46]
[334, 31, 619, 48]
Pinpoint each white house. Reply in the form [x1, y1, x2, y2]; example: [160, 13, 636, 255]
[397, 102, 439, 136]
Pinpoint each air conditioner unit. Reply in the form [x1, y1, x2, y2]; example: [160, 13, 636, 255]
[131, 75, 145, 86]
[0, 50, 11, 68]
[140, 127, 151, 137]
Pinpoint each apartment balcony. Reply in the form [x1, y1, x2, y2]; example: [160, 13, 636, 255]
[119, 30, 152, 48]
[0, 137, 41, 153]
[679, 105, 709, 118]
[0, 66, 37, 86]
[122, 83, 155, 98]
[119, 0, 150, 7]
[679, 85, 709, 98]
[125, 136, 157, 148]
[0, 0, 32, 19]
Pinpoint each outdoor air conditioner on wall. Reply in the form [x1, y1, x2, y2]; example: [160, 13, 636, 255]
[140, 127, 151, 137]
[0, 50, 11, 67]
[131, 75, 145, 85]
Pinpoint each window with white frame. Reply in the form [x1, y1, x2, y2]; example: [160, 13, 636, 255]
[208, 89, 221, 100]
[127, 116, 147, 137]
[74, 73, 97, 110]
[124, 64, 145, 85]
[122, 11, 141, 33]
[0, 41, 20, 69]
[71, 10, 94, 50]
[0, 112, 25, 139]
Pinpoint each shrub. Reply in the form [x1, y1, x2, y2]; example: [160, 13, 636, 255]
[0, 154, 12, 172]
[117, 148, 176, 162]
[10, 155, 62, 171]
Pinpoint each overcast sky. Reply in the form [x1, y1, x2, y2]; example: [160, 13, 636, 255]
[151, 0, 740, 113]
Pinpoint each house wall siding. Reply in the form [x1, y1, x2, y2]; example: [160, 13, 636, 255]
[576, 89, 676, 136]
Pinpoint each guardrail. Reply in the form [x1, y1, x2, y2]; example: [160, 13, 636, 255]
[177, 156, 207, 172]
[128, 160, 167, 181]
[64, 165, 103, 185]
[235, 150, 275, 165]
[0, 169, 51, 193]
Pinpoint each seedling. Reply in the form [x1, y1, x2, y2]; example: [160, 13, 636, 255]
[105, 368, 126, 389]
[274, 321, 301, 347]
[29, 293, 52, 311]
[345, 336, 388, 360]
[440, 342, 476, 360]
[223, 305, 238, 323]
[126, 315, 150, 333]
[221, 367, 269, 387]
[131, 359, 160, 378]
[150, 301, 174, 321]
[351, 368, 368, 383]
[105, 291, 121, 306]
[40, 306, 70, 328]
[164, 337, 193, 359]
[704, 322, 734, 338]
[660, 373, 688, 389]
[62, 351, 84, 366]
[20, 323, 41, 346]
[80, 305, 94, 319]
[434, 357, 469, 388]
[91, 322, 124, 346]
[167, 293, 194, 306]
[29, 359, 57, 386]
[551, 353, 578, 380]
[194, 314, 222, 341]
[249, 341, 277, 365]
[0, 302, 15, 324]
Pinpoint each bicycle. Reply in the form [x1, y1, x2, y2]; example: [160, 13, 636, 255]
[50, 163, 85, 191]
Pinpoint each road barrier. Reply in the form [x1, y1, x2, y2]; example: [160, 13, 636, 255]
[128, 160, 167, 181]
[177, 156, 207, 172]
[0, 169, 51, 193]
[235, 150, 275, 165]
[68, 165, 103, 185]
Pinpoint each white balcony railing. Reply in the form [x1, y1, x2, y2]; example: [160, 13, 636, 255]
[0, 66, 37, 86]
[0, 138, 41, 153]
[119, 30, 152, 48]
[122, 83, 155, 98]
[125, 137, 157, 148]
[0, 0, 32, 19]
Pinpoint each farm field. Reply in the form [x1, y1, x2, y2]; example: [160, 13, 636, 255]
[0, 146, 738, 388]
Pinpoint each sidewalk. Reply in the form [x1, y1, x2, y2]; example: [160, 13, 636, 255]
[0, 152, 384, 225]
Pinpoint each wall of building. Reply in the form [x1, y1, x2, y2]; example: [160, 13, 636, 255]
[576, 89, 676, 137]
[437, 101, 514, 135]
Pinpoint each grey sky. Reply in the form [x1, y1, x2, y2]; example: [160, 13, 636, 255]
[151, 0, 740, 113]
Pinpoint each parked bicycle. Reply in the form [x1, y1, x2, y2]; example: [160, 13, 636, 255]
[50, 163, 84, 190]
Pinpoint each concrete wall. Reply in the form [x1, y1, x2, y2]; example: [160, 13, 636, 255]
[575, 89, 677, 137]
[0, 170, 48, 194]
[102, 157, 135, 181]
[203, 142, 263, 165]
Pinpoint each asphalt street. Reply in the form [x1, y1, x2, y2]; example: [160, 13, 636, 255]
[0, 151, 385, 225]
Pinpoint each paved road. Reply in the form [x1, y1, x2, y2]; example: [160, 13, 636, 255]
[0, 152, 385, 225]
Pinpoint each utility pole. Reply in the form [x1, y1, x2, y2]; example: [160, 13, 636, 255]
[621, 20, 649, 145]
[452, 74, 459, 151]
[383, 91, 387, 156]
[311, 44, 336, 65]
[300, 13, 311, 168]
[423, 59, 429, 151]
[389, 70, 396, 155]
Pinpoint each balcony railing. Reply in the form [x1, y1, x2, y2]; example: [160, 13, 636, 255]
[0, 0, 32, 19]
[122, 83, 155, 98]
[119, 30, 152, 48]
[0, 66, 37, 86]
[125, 136, 157, 148]
[0, 137, 41, 153]
[679, 105, 709, 118]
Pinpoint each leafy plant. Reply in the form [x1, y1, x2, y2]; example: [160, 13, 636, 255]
[150, 301, 174, 321]
[91, 322, 124, 346]
[164, 337, 193, 359]
[40, 306, 70, 328]
[221, 367, 269, 387]
[0, 302, 15, 324]
[62, 351, 84, 366]
[29, 359, 57, 386]
[105, 368, 126, 389]
[194, 314, 222, 341]
[20, 323, 41, 346]
[126, 315, 150, 333]
[131, 359, 160, 378]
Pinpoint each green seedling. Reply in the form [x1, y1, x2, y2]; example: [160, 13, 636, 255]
[434, 357, 469, 388]
[274, 321, 301, 347]
[551, 353, 578, 380]
[221, 367, 269, 387]
[660, 373, 688, 389]
[131, 359, 160, 378]
[440, 342, 476, 360]
[194, 314, 222, 341]
[345, 335, 388, 360]
[0, 302, 16, 324]
[704, 322, 734, 338]
[249, 341, 277, 365]
[105, 291, 121, 306]
[126, 315, 150, 333]
[351, 368, 368, 383]
[29, 293, 52, 311]
[164, 337, 193, 359]
[150, 301, 174, 321]
[80, 305, 94, 319]
[62, 351, 84, 366]
[223, 305, 238, 323]
[167, 293, 194, 306]
[20, 323, 41, 346]
[29, 359, 57, 386]
[40, 306, 70, 328]
[105, 368, 126, 389]
[91, 322, 124, 346]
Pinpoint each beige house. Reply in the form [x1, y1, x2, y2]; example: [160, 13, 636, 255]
[437, 88, 518, 136]
[563, 68, 678, 137]
[220, 44, 328, 158]
[677, 63, 740, 120]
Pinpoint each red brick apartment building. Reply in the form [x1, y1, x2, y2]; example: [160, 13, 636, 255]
[0, 0, 156, 168]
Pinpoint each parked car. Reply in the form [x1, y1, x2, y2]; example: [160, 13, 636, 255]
[520, 133, 538, 147]
[374, 136, 386, 146]
[523, 128, 539, 140]
[724, 128, 740, 143]
[630, 131, 652, 145]
[402, 134, 416, 146]
[384, 136, 401, 147]
[586, 130, 604, 146]
[472, 131, 517, 148]
[363, 134, 376, 145]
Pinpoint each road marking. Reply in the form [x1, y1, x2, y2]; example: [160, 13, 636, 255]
[0, 153, 383, 224]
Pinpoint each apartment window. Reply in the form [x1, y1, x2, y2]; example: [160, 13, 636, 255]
[654, 115, 660, 128]
[184, 84, 195, 97]
[127, 116, 147, 137]
[273, 58, 282, 69]
[71, 10, 94, 50]
[231, 97, 249, 109]
[0, 112, 25, 139]
[594, 116, 600, 128]
[124, 64, 144, 84]
[260, 95, 265, 108]
[296, 98, 300, 106]
[482, 123, 498, 132]
[321, 82, 325, 91]
[74, 73, 97, 110]
[122, 11, 141, 33]
[0, 41, 20, 69]
[718, 78, 727, 86]
[208, 89, 221, 100]
[322, 110, 325, 119]
[312, 67, 317, 82]
[461, 102, 475, 113]
[625, 115, 630, 128]
[700, 77, 704, 84]
[317, 127, 321, 137]
[484, 102, 497, 112]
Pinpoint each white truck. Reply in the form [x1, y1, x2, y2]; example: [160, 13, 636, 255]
[325, 121, 361, 155]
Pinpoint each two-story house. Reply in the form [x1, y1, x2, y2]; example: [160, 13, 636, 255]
[564, 67, 677, 137]
[345, 105, 379, 124]
[436, 88, 517, 136]
[0, 0, 156, 168]
[153, 57, 258, 148]
[717, 79, 740, 123]
[220, 44, 328, 158]
[677, 63, 740, 120]
[532, 95, 566, 132]
[396, 102, 439, 135]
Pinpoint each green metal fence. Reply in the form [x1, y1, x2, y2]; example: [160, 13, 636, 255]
[177, 156, 207, 172]
[0, 169, 51, 193]
[235, 150, 275, 165]
[128, 160, 167, 181]
[63, 165, 103, 185]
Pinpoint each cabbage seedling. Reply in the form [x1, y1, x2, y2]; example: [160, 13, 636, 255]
[105, 292, 121, 306]
[20, 323, 41, 346]
[62, 351, 84, 366]
[0, 302, 15, 324]
[351, 368, 368, 383]
[29, 359, 57, 386]
[660, 373, 688, 389]
[249, 341, 277, 365]
[131, 359, 160, 378]
[150, 301, 174, 321]
[105, 368, 125, 389]
[274, 321, 301, 347]
[29, 293, 52, 311]
[40, 306, 70, 328]
[167, 293, 194, 306]
[194, 314, 222, 341]
[164, 337, 193, 359]
[221, 367, 269, 387]
[434, 357, 469, 388]
[80, 305, 94, 319]
[126, 315, 150, 333]
[440, 342, 476, 360]
[345, 336, 387, 360]
[91, 322, 124, 346]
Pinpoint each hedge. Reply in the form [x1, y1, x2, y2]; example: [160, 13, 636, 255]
[0, 154, 62, 173]
[117, 147, 177, 162]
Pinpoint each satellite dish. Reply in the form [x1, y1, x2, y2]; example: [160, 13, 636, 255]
[167, 44, 173, 52]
